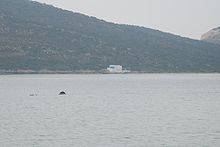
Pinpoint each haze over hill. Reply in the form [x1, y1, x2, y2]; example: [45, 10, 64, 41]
[0, 0, 220, 73]
[35, 0, 220, 40]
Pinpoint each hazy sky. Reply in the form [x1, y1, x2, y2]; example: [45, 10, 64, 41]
[35, 0, 220, 39]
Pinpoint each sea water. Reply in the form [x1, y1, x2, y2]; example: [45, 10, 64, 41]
[0, 74, 220, 147]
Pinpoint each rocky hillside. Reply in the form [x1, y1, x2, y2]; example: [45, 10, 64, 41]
[1, 0, 220, 72]
[201, 27, 220, 45]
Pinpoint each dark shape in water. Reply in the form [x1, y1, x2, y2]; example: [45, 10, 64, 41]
[30, 94, 37, 96]
[59, 91, 66, 95]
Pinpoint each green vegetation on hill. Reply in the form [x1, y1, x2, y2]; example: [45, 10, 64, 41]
[1, 0, 220, 72]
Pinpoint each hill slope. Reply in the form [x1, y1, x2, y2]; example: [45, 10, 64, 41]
[201, 27, 220, 45]
[1, 0, 220, 72]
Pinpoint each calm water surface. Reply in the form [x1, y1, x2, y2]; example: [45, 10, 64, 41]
[0, 74, 220, 147]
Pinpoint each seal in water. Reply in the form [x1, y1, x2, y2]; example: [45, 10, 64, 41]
[59, 91, 66, 95]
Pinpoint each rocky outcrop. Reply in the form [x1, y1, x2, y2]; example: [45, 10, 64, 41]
[201, 27, 220, 45]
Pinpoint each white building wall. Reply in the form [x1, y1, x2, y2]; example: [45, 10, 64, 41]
[107, 65, 123, 73]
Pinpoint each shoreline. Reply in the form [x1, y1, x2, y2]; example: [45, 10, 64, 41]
[0, 70, 219, 75]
